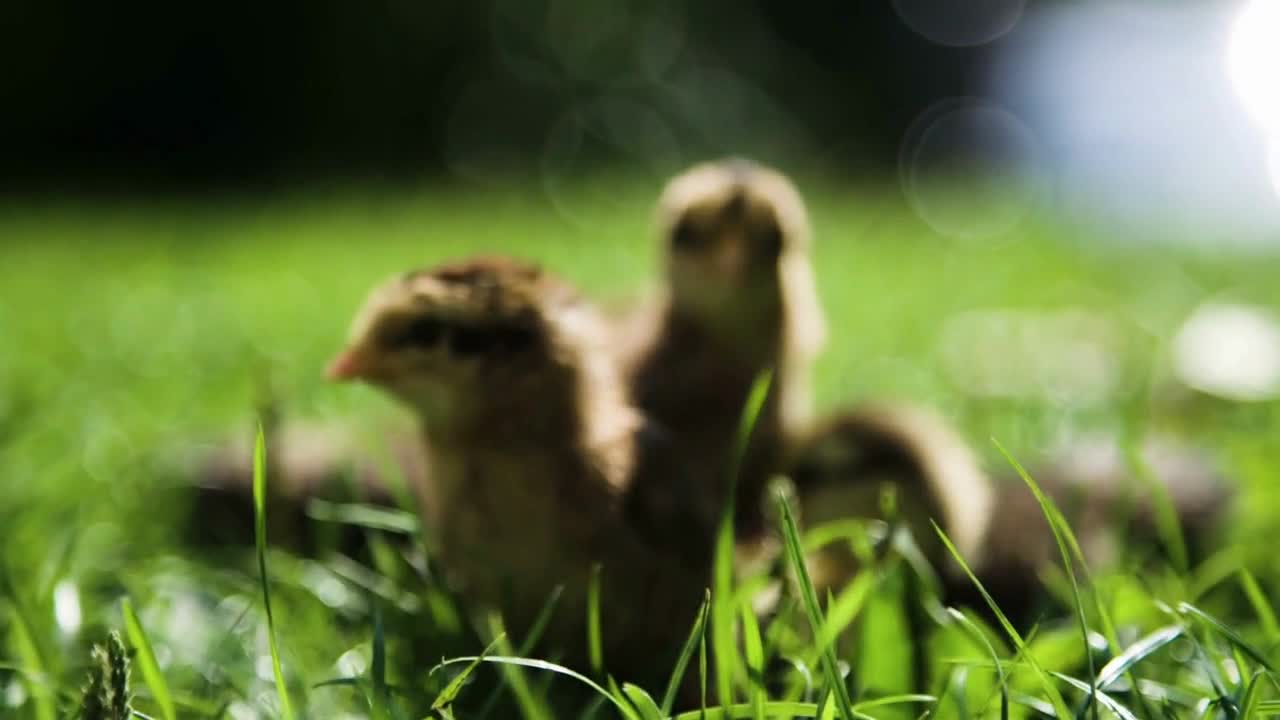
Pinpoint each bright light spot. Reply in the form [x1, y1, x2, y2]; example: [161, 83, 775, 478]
[1174, 302, 1280, 401]
[300, 563, 354, 609]
[5, 679, 27, 708]
[337, 648, 369, 677]
[1270, 138, 1280, 197]
[53, 580, 82, 635]
[1228, 0, 1280, 132]
[256, 655, 277, 682]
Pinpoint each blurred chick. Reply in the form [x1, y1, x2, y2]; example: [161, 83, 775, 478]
[789, 404, 1232, 624]
[327, 257, 710, 675]
[617, 159, 826, 554]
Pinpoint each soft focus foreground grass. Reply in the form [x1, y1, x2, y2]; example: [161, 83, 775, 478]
[2, 182, 1280, 718]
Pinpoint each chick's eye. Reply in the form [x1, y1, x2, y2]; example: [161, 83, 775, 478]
[389, 317, 443, 348]
[753, 224, 784, 258]
[449, 325, 537, 356]
[670, 217, 704, 252]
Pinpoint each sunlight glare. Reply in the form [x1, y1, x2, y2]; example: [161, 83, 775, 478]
[1228, 0, 1280, 132]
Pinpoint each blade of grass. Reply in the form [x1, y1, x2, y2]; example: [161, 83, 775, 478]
[1050, 672, 1139, 720]
[660, 590, 710, 717]
[622, 683, 663, 720]
[0, 592, 55, 720]
[1178, 602, 1275, 672]
[428, 655, 638, 720]
[701, 602, 709, 719]
[669, 701, 820, 719]
[485, 614, 554, 720]
[1238, 570, 1280, 645]
[993, 440, 1101, 720]
[253, 423, 296, 720]
[121, 598, 176, 720]
[714, 371, 774, 706]
[476, 586, 564, 720]
[947, 608, 1008, 720]
[370, 604, 392, 720]
[931, 521, 1072, 718]
[851, 694, 935, 712]
[305, 499, 420, 535]
[431, 637, 501, 710]
[1096, 626, 1183, 689]
[740, 601, 766, 720]
[589, 563, 605, 677]
[777, 491, 857, 720]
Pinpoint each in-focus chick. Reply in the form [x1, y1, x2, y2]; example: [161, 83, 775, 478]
[328, 257, 710, 676]
[619, 159, 826, 551]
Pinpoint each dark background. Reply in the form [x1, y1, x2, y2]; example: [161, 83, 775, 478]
[1, 0, 1001, 190]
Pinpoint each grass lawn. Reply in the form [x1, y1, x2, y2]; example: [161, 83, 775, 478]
[3, 180, 1280, 718]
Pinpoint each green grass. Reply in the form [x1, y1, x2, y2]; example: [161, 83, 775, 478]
[3, 180, 1280, 718]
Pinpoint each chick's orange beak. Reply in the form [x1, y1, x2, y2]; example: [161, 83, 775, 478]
[326, 348, 369, 382]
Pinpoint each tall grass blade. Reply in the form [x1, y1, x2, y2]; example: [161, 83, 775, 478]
[485, 614, 554, 720]
[931, 521, 1072, 718]
[253, 423, 296, 720]
[370, 604, 392, 720]
[777, 491, 857, 720]
[1178, 603, 1275, 672]
[947, 608, 1008, 720]
[0, 584, 55, 720]
[1238, 570, 1280, 644]
[476, 585, 564, 720]
[739, 600, 766, 720]
[660, 590, 710, 717]
[121, 599, 175, 720]
[589, 563, 605, 676]
[993, 440, 1100, 720]
[713, 371, 774, 706]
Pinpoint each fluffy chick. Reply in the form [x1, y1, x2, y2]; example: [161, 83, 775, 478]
[328, 257, 710, 675]
[790, 404, 1232, 624]
[618, 159, 826, 549]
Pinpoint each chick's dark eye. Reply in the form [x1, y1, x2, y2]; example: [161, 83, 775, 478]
[670, 217, 703, 252]
[449, 325, 538, 356]
[388, 317, 443, 348]
[753, 224, 784, 258]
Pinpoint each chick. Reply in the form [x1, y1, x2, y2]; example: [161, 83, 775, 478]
[328, 257, 710, 675]
[789, 404, 1232, 624]
[618, 159, 826, 553]
[789, 403, 994, 599]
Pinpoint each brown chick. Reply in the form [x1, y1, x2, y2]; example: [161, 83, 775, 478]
[789, 404, 1232, 625]
[789, 403, 994, 600]
[618, 159, 826, 555]
[327, 257, 711, 678]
